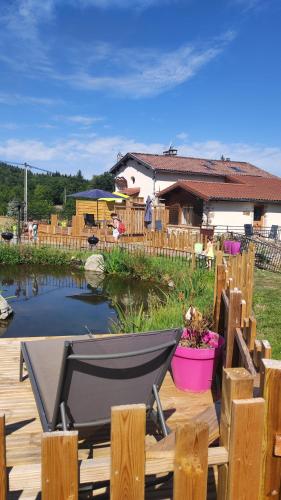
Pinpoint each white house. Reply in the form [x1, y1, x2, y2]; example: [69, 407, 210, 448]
[111, 150, 281, 230]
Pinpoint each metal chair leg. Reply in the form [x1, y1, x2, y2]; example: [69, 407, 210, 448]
[19, 350, 24, 382]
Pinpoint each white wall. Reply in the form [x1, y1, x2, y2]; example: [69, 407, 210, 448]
[205, 201, 254, 230]
[115, 159, 154, 199]
[264, 204, 281, 227]
[115, 158, 226, 201]
[155, 171, 225, 195]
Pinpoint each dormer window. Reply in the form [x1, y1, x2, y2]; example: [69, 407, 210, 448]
[131, 176, 135, 184]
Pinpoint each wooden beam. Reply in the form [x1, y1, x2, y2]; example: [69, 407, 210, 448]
[218, 368, 254, 500]
[41, 431, 78, 500]
[253, 339, 262, 371]
[261, 340, 272, 360]
[0, 415, 7, 500]
[248, 316, 257, 351]
[225, 288, 243, 368]
[227, 398, 265, 499]
[173, 421, 209, 500]
[260, 359, 281, 499]
[274, 434, 281, 457]
[110, 404, 145, 500]
[8, 446, 229, 492]
[235, 328, 257, 377]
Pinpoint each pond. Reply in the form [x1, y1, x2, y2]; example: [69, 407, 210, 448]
[0, 266, 163, 338]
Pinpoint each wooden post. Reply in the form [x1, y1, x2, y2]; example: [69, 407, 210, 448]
[225, 288, 242, 368]
[214, 262, 226, 332]
[260, 359, 281, 499]
[110, 404, 145, 500]
[41, 431, 78, 500]
[227, 398, 265, 499]
[173, 421, 209, 500]
[0, 415, 7, 500]
[218, 368, 254, 500]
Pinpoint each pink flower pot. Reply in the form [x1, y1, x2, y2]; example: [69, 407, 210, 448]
[223, 240, 233, 254]
[171, 335, 224, 392]
[231, 241, 241, 255]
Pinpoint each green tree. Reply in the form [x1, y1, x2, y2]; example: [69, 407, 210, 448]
[90, 172, 115, 191]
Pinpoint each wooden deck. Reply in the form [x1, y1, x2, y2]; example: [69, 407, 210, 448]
[0, 337, 219, 499]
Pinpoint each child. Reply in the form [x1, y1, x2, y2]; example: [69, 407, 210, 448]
[110, 213, 121, 241]
[205, 236, 214, 270]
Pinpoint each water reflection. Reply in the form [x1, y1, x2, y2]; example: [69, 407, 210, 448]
[0, 266, 163, 338]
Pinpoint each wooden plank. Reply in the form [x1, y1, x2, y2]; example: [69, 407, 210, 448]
[214, 263, 226, 332]
[110, 404, 145, 500]
[41, 431, 78, 500]
[218, 368, 254, 500]
[234, 328, 257, 376]
[253, 339, 262, 370]
[261, 340, 272, 360]
[248, 316, 257, 351]
[0, 415, 7, 500]
[8, 446, 229, 492]
[225, 288, 242, 368]
[227, 398, 265, 499]
[173, 421, 209, 500]
[260, 359, 281, 499]
[274, 434, 281, 457]
[240, 299, 246, 328]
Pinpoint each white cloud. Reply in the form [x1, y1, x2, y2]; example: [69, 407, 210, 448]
[0, 135, 280, 178]
[57, 115, 104, 126]
[76, 0, 174, 9]
[64, 31, 236, 97]
[0, 0, 236, 98]
[176, 132, 189, 141]
[0, 92, 63, 106]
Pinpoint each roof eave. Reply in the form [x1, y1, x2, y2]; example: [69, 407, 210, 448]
[110, 153, 153, 174]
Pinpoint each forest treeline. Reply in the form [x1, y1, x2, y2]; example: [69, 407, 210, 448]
[0, 162, 114, 221]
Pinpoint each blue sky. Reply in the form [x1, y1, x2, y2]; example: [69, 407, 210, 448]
[0, 0, 281, 178]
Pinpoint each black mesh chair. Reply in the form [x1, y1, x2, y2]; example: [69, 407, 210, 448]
[268, 225, 278, 240]
[84, 214, 97, 227]
[19, 329, 182, 436]
[244, 224, 253, 237]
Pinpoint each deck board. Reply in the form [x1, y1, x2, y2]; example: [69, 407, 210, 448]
[0, 337, 219, 498]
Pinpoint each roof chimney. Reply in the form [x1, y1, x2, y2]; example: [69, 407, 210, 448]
[163, 146, 178, 156]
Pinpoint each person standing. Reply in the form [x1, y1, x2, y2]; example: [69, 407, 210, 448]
[28, 220, 33, 241]
[32, 221, 38, 242]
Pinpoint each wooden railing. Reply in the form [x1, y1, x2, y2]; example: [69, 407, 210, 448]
[0, 247, 279, 498]
[213, 246, 281, 499]
[0, 374, 275, 500]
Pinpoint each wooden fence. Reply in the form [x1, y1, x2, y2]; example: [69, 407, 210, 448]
[0, 247, 280, 498]
[35, 225, 205, 255]
[0, 375, 274, 500]
[213, 245, 281, 499]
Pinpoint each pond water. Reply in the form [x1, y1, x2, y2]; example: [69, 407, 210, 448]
[0, 266, 162, 338]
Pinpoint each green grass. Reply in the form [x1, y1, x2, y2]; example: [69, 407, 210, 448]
[254, 269, 281, 359]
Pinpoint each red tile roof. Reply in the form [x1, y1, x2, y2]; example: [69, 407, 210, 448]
[120, 187, 140, 196]
[158, 176, 281, 203]
[126, 153, 274, 178]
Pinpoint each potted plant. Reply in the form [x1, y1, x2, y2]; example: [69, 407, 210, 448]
[171, 306, 224, 392]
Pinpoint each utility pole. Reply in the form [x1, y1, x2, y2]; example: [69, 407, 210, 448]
[24, 163, 28, 223]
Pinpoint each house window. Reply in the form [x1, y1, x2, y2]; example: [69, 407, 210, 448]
[182, 206, 192, 225]
[131, 176, 135, 184]
[169, 205, 179, 225]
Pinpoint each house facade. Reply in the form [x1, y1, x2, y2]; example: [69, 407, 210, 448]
[110, 151, 274, 201]
[158, 177, 281, 231]
[111, 151, 281, 230]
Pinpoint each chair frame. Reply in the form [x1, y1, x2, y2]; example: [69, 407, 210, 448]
[20, 333, 181, 436]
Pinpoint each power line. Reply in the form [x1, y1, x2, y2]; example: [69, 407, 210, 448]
[0, 159, 56, 222]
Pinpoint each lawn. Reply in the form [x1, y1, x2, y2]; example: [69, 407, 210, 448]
[254, 269, 281, 359]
